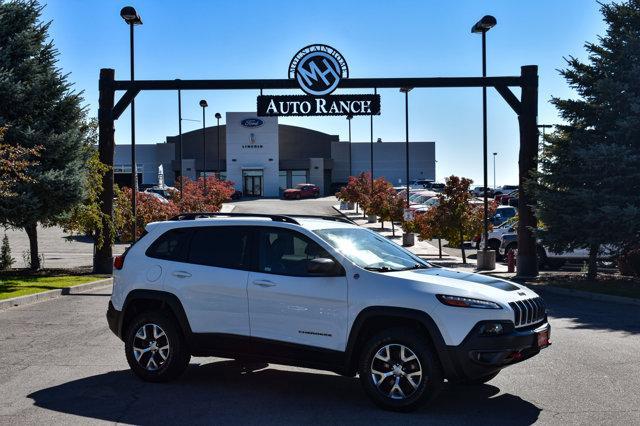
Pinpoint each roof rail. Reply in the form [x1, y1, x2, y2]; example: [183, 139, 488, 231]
[169, 212, 300, 224]
[287, 214, 356, 225]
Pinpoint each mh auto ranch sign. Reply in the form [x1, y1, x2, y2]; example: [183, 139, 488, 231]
[257, 44, 381, 117]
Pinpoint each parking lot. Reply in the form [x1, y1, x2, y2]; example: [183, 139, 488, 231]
[0, 283, 638, 425]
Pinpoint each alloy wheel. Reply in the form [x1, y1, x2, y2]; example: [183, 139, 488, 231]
[370, 343, 423, 400]
[132, 323, 170, 371]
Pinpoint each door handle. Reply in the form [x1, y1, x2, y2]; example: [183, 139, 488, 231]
[252, 279, 276, 287]
[172, 271, 192, 279]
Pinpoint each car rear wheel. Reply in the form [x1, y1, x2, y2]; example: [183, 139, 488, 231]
[359, 328, 443, 412]
[125, 312, 190, 382]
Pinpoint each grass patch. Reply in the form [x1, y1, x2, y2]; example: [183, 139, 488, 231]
[536, 274, 640, 300]
[0, 271, 109, 300]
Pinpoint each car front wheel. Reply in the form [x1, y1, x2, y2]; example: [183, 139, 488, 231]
[124, 312, 190, 382]
[359, 328, 443, 411]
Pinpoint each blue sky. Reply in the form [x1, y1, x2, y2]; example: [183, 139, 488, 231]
[41, 0, 607, 186]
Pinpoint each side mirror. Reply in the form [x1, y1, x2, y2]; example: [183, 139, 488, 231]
[308, 257, 339, 275]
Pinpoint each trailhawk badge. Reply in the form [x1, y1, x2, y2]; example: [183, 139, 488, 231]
[257, 44, 381, 117]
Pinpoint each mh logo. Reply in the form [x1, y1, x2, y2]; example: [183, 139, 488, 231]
[289, 44, 349, 96]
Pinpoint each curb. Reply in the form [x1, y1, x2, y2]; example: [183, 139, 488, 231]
[523, 283, 640, 306]
[0, 277, 113, 311]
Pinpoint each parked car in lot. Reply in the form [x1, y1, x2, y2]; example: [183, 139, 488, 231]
[494, 185, 518, 197]
[143, 191, 169, 204]
[496, 190, 518, 206]
[492, 205, 517, 225]
[424, 182, 446, 192]
[476, 221, 516, 254]
[470, 187, 495, 197]
[108, 213, 551, 411]
[498, 232, 615, 269]
[283, 183, 320, 199]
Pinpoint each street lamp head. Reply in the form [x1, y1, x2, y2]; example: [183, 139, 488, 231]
[493, 152, 497, 155]
[399, 87, 413, 93]
[199, 99, 208, 108]
[346, 114, 353, 121]
[120, 6, 142, 25]
[471, 15, 496, 33]
[214, 112, 222, 120]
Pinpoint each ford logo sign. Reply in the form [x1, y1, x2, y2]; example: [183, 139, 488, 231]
[241, 118, 264, 128]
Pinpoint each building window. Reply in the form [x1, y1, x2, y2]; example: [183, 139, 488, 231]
[292, 170, 307, 186]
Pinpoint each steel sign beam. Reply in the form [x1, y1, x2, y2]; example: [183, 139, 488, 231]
[110, 76, 523, 91]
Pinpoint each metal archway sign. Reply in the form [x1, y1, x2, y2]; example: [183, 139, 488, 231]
[95, 45, 540, 278]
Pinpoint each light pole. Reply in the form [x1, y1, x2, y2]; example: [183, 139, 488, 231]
[492, 152, 497, 189]
[472, 14, 497, 253]
[370, 89, 376, 193]
[346, 114, 353, 177]
[120, 6, 142, 241]
[199, 99, 208, 191]
[176, 81, 183, 199]
[215, 112, 222, 178]
[400, 87, 413, 207]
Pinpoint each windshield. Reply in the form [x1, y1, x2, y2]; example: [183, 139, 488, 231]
[314, 228, 430, 272]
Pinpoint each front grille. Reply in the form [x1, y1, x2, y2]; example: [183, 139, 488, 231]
[509, 297, 546, 328]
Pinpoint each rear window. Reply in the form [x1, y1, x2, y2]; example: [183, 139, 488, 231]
[188, 227, 252, 269]
[145, 228, 192, 262]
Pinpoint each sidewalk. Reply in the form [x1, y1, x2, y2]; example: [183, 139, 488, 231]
[333, 204, 509, 275]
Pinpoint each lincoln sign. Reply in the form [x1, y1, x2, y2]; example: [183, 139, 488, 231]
[257, 44, 381, 117]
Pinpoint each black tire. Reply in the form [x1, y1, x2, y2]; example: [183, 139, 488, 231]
[124, 311, 191, 383]
[359, 328, 443, 412]
[457, 370, 500, 386]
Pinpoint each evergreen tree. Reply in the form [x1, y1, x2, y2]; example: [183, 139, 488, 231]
[534, 0, 640, 279]
[0, 1, 91, 269]
[0, 233, 14, 270]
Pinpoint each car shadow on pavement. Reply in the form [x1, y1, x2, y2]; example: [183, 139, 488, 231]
[537, 289, 640, 335]
[28, 360, 540, 425]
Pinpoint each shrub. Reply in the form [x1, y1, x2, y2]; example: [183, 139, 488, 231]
[114, 176, 235, 243]
[336, 172, 371, 210]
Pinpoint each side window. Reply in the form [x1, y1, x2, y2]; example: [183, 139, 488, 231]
[259, 228, 336, 276]
[145, 228, 192, 262]
[187, 226, 251, 270]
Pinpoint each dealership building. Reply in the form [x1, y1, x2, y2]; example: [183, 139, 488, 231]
[114, 112, 436, 197]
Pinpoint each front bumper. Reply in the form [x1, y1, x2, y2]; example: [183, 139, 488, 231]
[445, 320, 550, 381]
[106, 301, 124, 340]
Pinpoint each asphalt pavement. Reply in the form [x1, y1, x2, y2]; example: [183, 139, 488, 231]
[0, 283, 638, 425]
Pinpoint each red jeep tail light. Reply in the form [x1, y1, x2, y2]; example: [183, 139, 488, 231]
[113, 255, 125, 270]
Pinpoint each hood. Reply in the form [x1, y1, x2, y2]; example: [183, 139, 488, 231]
[384, 267, 539, 304]
[284, 188, 300, 193]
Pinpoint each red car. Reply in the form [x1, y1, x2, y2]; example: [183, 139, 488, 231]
[283, 183, 320, 199]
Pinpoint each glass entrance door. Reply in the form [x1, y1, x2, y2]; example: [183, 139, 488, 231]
[242, 170, 263, 196]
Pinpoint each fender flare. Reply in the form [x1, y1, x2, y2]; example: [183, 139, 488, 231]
[343, 306, 456, 377]
[120, 289, 193, 341]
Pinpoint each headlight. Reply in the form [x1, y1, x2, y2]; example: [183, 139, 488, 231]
[436, 294, 502, 309]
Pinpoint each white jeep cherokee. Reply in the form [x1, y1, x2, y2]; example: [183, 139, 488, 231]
[107, 213, 551, 411]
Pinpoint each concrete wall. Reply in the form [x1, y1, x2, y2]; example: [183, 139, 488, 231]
[332, 141, 436, 185]
[114, 143, 175, 186]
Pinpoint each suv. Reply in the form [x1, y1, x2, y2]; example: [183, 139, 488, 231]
[107, 213, 550, 411]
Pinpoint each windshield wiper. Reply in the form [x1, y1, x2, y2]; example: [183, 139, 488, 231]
[398, 263, 430, 271]
[364, 265, 399, 272]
